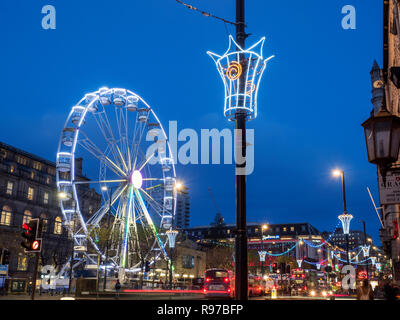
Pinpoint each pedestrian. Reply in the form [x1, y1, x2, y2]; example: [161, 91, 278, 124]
[115, 279, 121, 299]
[356, 279, 374, 300]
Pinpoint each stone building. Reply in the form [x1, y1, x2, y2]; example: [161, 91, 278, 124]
[0, 141, 100, 291]
[366, 0, 400, 284]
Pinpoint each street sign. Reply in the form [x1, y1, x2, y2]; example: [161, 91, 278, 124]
[378, 170, 400, 204]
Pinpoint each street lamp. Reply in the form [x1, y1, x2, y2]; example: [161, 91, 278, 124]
[259, 224, 268, 278]
[166, 229, 178, 290]
[361, 106, 400, 185]
[333, 169, 353, 265]
[101, 186, 113, 291]
[58, 191, 75, 295]
[360, 220, 370, 280]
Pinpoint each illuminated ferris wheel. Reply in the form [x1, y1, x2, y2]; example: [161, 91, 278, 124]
[55, 87, 176, 278]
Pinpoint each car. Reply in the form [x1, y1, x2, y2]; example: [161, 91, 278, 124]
[308, 286, 334, 298]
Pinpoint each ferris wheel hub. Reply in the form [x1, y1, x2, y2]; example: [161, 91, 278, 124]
[129, 170, 143, 189]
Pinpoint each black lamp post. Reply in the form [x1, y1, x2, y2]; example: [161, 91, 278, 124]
[361, 106, 400, 185]
[333, 170, 352, 265]
[260, 224, 268, 278]
[360, 220, 369, 280]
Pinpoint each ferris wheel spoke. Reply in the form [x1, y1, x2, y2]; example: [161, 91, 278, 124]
[134, 188, 168, 258]
[86, 184, 128, 227]
[137, 153, 155, 172]
[92, 110, 127, 173]
[115, 106, 131, 170]
[130, 119, 148, 170]
[140, 188, 168, 218]
[73, 179, 127, 185]
[77, 135, 126, 178]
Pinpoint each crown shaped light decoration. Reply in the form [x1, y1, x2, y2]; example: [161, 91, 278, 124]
[207, 35, 274, 121]
[338, 213, 353, 235]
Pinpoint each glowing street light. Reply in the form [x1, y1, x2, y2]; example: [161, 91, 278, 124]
[166, 229, 179, 290]
[333, 169, 353, 265]
[260, 223, 269, 278]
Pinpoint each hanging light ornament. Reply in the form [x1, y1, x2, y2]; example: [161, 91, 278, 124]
[208, 35, 274, 121]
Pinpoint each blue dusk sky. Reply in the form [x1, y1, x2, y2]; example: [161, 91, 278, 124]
[0, 1, 383, 242]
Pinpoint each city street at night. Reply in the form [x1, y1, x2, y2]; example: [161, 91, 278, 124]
[0, 0, 400, 318]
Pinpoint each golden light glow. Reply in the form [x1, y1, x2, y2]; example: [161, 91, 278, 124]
[262, 224, 268, 230]
[332, 169, 342, 177]
[226, 61, 242, 80]
[58, 192, 68, 200]
[175, 181, 183, 191]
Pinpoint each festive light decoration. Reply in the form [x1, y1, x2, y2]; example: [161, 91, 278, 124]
[258, 251, 267, 262]
[370, 257, 377, 266]
[208, 35, 274, 121]
[316, 263, 321, 270]
[166, 229, 179, 249]
[297, 259, 303, 268]
[361, 245, 370, 257]
[338, 213, 353, 235]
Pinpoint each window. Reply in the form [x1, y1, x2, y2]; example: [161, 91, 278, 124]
[0, 205, 12, 226]
[40, 213, 47, 232]
[43, 192, 49, 205]
[290, 226, 295, 232]
[6, 181, 13, 195]
[23, 210, 32, 225]
[182, 255, 194, 269]
[0, 149, 6, 159]
[30, 171, 35, 180]
[17, 253, 28, 271]
[9, 165, 15, 173]
[33, 161, 42, 171]
[46, 176, 51, 184]
[16, 155, 27, 166]
[27, 187, 34, 200]
[88, 205, 93, 215]
[54, 216, 62, 235]
[283, 227, 287, 232]
[47, 167, 56, 175]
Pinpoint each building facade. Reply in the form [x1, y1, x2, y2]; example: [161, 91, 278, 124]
[366, 0, 400, 284]
[183, 222, 328, 268]
[0, 141, 100, 291]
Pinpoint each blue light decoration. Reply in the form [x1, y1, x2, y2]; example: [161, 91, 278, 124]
[207, 35, 274, 120]
[303, 221, 341, 248]
[258, 251, 267, 262]
[264, 241, 299, 256]
[361, 245, 370, 257]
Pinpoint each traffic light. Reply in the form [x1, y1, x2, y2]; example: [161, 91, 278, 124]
[279, 262, 286, 274]
[271, 263, 277, 273]
[1, 249, 10, 265]
[21, 219, 42, 253]
[286, 264, 291, 274]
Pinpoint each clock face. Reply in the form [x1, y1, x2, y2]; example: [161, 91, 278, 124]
[373, 80, 385, 89]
